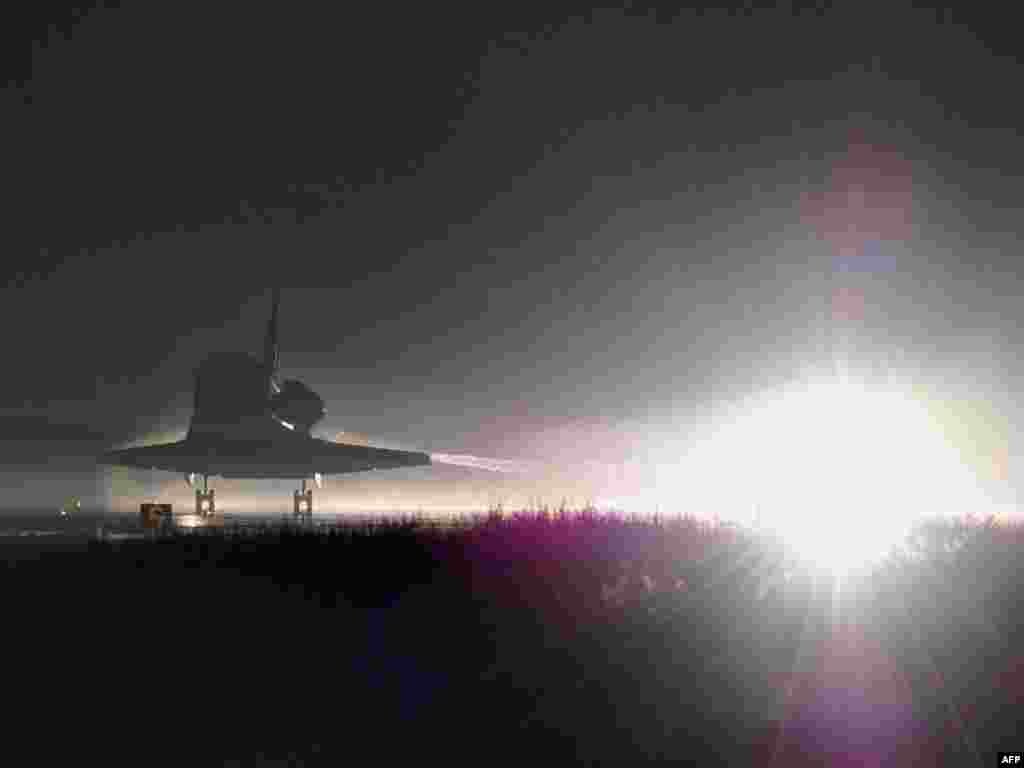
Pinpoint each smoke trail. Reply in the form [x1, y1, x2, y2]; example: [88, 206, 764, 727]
[430, 453, 544, 474]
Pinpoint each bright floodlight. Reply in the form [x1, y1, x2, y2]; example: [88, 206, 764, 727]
[681, 375, 982, 573]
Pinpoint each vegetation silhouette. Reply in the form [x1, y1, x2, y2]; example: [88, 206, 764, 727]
[5, 508, 1020, 765]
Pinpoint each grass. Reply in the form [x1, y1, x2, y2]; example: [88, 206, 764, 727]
[4, 508, 1021, 766]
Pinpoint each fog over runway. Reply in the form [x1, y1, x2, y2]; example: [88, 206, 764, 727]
[3, 5, 1023, 526]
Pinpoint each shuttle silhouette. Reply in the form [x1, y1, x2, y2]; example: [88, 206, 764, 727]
[99, 289, 430, 512]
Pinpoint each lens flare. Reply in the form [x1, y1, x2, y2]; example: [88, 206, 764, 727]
[678, 376, 987, 572]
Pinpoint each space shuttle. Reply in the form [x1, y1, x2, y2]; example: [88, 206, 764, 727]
[99, 289, 431, 515]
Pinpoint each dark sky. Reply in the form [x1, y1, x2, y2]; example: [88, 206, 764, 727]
[3, 3, 1023, 515]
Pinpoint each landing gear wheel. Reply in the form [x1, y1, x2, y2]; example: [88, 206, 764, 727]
[195, 474, 215, 517]
[293, 478, 313, 523]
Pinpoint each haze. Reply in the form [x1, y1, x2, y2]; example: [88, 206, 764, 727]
[3, 5, 1021, 519]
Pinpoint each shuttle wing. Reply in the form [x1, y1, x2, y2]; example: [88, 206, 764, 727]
[100, 436, 430, 477]
[308, 438, 431, 474]
[100, 441, 199, 473]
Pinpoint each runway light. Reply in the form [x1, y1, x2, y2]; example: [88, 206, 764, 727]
[681, 375, 984, 574]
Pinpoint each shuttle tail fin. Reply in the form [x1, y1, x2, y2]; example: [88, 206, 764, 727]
[187, 369, 201, 440]
[263, 287, 281, 395]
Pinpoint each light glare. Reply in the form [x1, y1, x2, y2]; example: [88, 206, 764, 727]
[678, 376, 985, 572]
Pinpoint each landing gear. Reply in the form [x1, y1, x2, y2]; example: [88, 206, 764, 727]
[293, 477, 313, 523]
[195, 474, 215, 517]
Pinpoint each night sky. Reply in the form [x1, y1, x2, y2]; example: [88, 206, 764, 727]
[3, 3, 1023, 517]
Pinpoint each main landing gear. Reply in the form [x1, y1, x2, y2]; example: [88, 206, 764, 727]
[293, 473, 322, 523]
[184, 471, 323, 523]
[185, 472, 216, 517]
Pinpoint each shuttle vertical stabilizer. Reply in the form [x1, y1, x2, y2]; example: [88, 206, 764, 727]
[264, 287, 281, 396]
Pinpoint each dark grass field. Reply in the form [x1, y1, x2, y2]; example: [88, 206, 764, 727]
[3, 511, 1021, 766]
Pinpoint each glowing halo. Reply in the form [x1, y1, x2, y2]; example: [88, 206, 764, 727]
[677, 375, 985, 573]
